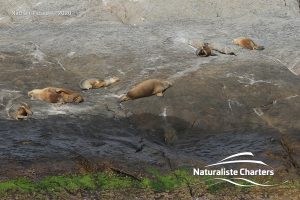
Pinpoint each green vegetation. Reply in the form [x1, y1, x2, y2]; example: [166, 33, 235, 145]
[0, 168, 298, 197]
[0, 169, 196, 195]
[0, 173, 136, 195]
[142, 168, 183, 191]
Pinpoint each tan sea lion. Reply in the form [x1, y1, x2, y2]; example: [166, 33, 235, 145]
[28, 87, 62, 103]
[120, 79, 172, 102]
[233, 37, 264, 50]
[8, 102, 33, 120]
[196, 43, 212, 57]
[80, 79, 105, 90]
[79, 77, 120, 90]
[28, 87, 83, 104]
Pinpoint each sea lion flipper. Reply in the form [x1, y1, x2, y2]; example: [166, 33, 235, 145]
[22, 106, 33, 115]
[16, 115, 27, 119]
[156, 92, 163, 97]
[195, 48, 202, 56]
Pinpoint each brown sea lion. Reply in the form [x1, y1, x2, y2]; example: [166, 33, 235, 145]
[189, 42, 235, 56]
[196, 43, 212, 57]
[120, 79, 172, 102]
[233, 37, 264, 50]
[28, 87, 83, 104]
[8, 102, 33, 120]
[80, 79, 105, 90]
[28, 87, 62, 103]
[79, 77, 120, 90]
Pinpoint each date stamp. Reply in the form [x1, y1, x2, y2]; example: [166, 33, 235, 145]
[11, 10, 77, 16]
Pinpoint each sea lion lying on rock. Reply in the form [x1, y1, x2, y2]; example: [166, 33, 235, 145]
[196, 43, 212, 57]
[233, 37, 264, 50]
[8, 102, 33, 120]
[120, 79, 172, 102]
[192, 42, 235, 56]
[79, 77, 120, 90]
[28, 87, 84, 104]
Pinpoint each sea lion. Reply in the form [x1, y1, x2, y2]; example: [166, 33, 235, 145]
[196, 43, 212, 57]
[79, 77, 120, 90]
[28, 87, 83, 104]
[189, 41, 235, 56]
[8, 102, 33, 120]
[120, 79, 172, 102]
[28, 87, 62, 103]
[233, 37, 264, 50]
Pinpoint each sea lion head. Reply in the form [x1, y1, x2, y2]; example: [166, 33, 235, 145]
[203, 42, 209, 47]
[28, 89, 42, 100]
[28, 90, 35, 97]
[162, 81, 172, 89]
[232, 39, 238, 45]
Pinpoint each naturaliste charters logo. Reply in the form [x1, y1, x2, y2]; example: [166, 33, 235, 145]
[193, 152, 278, 187]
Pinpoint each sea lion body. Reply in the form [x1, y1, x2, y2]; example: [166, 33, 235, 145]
[196, 43, 212, 57]
[79, 79, 105, 90]
[8, 102, 33, 120]
[28, 87, 83, 104]
[233, 37, 264, 50]
[28, 88, 63, 103]
[120, 79, 172, 102]
[80, 77, 120, 90]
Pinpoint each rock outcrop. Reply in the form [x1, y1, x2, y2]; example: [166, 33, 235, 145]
[0, 0, 299, 186]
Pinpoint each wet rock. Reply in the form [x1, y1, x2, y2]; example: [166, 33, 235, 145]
[123, 61, 300, 174]
[0, 0, 299, 189]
